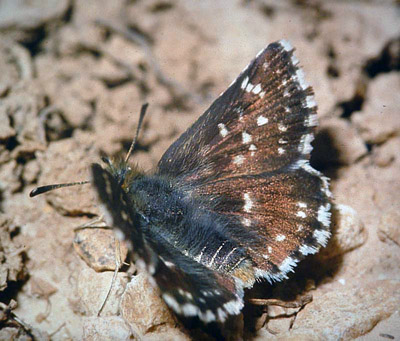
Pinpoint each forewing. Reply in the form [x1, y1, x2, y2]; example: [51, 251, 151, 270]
[91, 163, 151, 263]
[157, 40, 332, 283]
[91, 164, 243, 323]
[158, 40, 318, 183]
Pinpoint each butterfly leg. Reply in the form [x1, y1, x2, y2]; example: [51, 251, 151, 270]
[248, 294, 312, 334]
[98, 239, 124, 317]
[248, 293, 312, 309]
[73, 213, 128, 316]
[74, 215, 107, 231]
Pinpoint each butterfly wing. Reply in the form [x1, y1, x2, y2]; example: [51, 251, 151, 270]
[158, 40, 318, 182]
[91, 164, 243, 323]
[157, 40, 331, 282]
[192, 166, 331, 283]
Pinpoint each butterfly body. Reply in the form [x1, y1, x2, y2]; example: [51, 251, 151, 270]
[103, 161, 256, 285]
[91, 40, 332, 324]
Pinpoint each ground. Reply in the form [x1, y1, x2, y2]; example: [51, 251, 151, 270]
[0, 0, 399, 340]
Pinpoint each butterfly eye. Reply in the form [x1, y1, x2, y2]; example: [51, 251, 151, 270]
[101, 156, 112, 166]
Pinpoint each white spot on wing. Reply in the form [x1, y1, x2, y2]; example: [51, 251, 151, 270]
[295, 69, 309, 90]
[249, 144, 257, 156]
[233, 155, 245, 165]
[242, 218, 251, 227]
[252, 83, 262, 95]
[283, 88, 290, 97]
[163, 293, 181, 314]
[243, 193, 253, 213]
[245, 82, 255, 93]
[182, 303, 198, 316]
[217, 308, 227, 322]
[278, 147, 285, 155]
[298, 133, 314, 154]
[305, 114, 318, 127]
[278, 123, 288, 132]
[291, 54, 299, 65]
[241, 76, 249, 90]
[242, 131, 252, 144]
[279, 256, 298, 274]
[218, 123, 228, 138]
[223, 298, 243, 315]
[276, 234, 286, 242]
[254, 268, 287, 283]
[299, 244, 318, 256]
[306, 95, 317, 108]
[199, 310, 216, 323]
[249, 144, 257, 151]
[164, 260, 175, 268]
[257, 115, 268, 126]
[184, 291, 194, 300]
[298, 202, 307, 208]
[313, 229, 331, 246]
[296, 211, 306, 218]
[279, 39, 293, 52]
[279, 138, 288, 144]
[317, 203, 331, 228]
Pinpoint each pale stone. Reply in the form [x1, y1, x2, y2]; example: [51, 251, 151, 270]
[120, 273, 176, 335]
[74, 228, 129, 272]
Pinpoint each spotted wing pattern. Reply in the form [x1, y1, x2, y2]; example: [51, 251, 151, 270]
[159, 40, 319, 181]
[91, 40, 332, 325]
[158, 40, 331, 283]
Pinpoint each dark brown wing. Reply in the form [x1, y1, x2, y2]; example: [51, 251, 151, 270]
[157, 40, 319, 183]
[157, 40, 332, 282]
[192, 165, 331, 282]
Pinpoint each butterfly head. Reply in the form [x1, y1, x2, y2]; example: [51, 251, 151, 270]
[101, 156, 143, 191]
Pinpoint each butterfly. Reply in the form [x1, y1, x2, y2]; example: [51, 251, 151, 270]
[90, 40, 332, 324]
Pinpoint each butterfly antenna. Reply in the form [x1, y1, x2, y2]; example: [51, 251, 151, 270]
[31, 104, 148, 198]
[125, 103, 149, 164]
[29, 181, 90, 197]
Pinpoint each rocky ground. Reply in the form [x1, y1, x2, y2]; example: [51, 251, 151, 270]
[0, 0, 399, 340]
